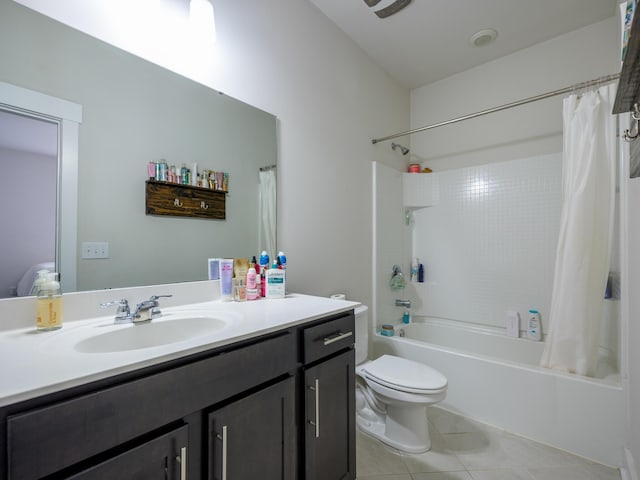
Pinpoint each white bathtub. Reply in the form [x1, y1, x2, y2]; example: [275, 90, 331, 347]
[372, 318, 624, 467]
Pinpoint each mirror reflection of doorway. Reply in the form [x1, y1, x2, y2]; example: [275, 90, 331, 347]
[0, 108, 58, 298]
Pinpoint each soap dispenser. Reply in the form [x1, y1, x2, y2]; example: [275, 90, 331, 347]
[36, 272, 63, 331]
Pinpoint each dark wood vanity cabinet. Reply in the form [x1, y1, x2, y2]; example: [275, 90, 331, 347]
[66, 424, 189, 480]
[0, 310, 355, 480]
[301, 313, 356, 480]
[208, 377, 297, 480]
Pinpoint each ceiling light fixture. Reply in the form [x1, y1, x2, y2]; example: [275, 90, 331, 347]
[469, 28, 498, 47]
[190, 0, 216, 44]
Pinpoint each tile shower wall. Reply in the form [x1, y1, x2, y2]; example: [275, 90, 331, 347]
[412, 153, 562, 332]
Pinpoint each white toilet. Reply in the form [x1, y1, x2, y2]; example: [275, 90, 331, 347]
[354, 305, 447, 453]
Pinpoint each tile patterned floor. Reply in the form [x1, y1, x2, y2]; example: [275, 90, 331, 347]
[356, 406, 621, 480]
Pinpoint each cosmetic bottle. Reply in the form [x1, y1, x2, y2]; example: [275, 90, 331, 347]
[234, 279, 247, 302]
[36, 272, 63, 331]
[180, 164, 188, 185]
[266, 262, 286, 299]
[219, 259, 234, 301]
[158, 159, 168, 182]
[527, 309, 542, 341]
[246, 267, 258, 300]
[191, 163, 198, 186]
[259, 251, 269, 298]
[277, 251, 287, 270]
[418, 263, 424, 283]
[402, 309, 411, 324]
[147, 161, 156, 180]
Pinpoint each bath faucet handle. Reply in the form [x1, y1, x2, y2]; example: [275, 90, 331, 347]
[395, 299, 411, 308]
[100, 299, 131, 323]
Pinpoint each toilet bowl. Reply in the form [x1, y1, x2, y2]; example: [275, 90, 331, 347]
[354, 305, 447, 453]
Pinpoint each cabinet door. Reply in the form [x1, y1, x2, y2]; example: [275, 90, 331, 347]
[304, 349, 356, 480]
[66, 424, 189, 480]
[208, 377, 296, 480]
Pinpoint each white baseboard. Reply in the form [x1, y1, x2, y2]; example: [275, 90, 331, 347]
[622, 448, 639, 480]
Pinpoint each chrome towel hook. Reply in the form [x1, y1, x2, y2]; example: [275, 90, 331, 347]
[624, 103, 640, 142]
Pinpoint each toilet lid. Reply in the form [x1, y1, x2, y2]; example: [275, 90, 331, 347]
[363, 355, 447, 393]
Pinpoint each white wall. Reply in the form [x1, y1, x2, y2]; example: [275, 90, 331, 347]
[10, 0, 410, 307]
[410, 17, 620, 171]
[627, 177, 640, 478]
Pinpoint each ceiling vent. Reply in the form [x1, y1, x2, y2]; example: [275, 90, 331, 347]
[363, 0, 412, 19]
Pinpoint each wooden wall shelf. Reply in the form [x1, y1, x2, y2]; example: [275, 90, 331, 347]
[145, 180, 226, 220]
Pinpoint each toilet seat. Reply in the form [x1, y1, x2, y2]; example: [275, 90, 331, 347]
[361, 355, 447, 394]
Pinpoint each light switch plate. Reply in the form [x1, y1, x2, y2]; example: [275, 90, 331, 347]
[81, 242, 109, 259]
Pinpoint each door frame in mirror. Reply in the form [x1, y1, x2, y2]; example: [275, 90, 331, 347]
[0, 81, 82, 293]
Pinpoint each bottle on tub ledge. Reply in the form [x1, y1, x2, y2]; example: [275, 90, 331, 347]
[527, 309, 542, 341]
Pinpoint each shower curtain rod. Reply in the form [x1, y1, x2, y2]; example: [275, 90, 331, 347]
[371, 73, 621, 144]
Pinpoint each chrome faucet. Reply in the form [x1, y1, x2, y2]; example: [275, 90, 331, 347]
[101, 294, 172, 324]
[395, 299, 411, 308]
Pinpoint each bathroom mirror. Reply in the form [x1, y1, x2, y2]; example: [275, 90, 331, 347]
[0, 2, 277, 295]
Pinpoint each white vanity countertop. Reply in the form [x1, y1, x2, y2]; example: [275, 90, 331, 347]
[0, 293, 359, 407]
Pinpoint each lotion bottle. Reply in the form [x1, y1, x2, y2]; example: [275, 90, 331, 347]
[219, 259, 234, 301]
[36, 272, 63, 331]
[266, 261, 286, 299]
[527, 309, 542, 341]
[246, 267, 258, 300]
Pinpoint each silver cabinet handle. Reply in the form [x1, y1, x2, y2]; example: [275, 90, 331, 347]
[323, 330, 353, 346]
[216, 425, 228, 480]
[175, 446, 187, 480]
[308, 379, 320, 438]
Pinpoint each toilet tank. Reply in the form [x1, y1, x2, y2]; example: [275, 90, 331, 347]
[354, 305, 369, 365]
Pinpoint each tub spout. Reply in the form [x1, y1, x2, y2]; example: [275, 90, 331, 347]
[395, 299, 411, 308]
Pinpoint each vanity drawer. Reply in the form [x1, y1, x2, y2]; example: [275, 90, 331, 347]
[7, 332, 295, 480]
[303, 312, 355, 364]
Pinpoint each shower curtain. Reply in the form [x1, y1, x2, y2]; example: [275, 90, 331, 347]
[540, 84, 616, 377]
[259, 168, 277, 258]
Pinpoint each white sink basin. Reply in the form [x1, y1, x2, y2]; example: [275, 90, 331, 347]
[74, 315, 227, 353]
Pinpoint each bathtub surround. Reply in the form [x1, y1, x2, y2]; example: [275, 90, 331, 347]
[541, 84, 618, 377]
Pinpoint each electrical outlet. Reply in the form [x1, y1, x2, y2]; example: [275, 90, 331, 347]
[81, 242, 109, 259]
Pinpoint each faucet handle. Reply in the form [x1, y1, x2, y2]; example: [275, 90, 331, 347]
[395, 299, 412, 308]
[100, 299, 131, 322]
[148, 294, 172, 318]
[149, 294, 172, 302]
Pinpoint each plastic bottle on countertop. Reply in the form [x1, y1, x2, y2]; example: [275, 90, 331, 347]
[266, 261, 286, 299]
[277, 251, 287, 270]
[36, 272, 63, 331]
[259, 251, 269, 298]
[246, 267, 258, 301]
